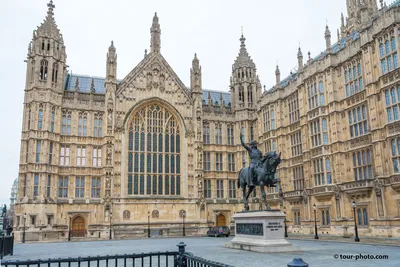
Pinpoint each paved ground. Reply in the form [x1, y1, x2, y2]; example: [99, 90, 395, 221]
[2, 237, 399, 267]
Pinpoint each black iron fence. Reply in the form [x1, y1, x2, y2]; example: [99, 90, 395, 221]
[0, 242, 234, 267]
[0, 234, 14, 260]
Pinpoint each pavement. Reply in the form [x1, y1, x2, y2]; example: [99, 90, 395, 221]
[2, 236, 399, 267]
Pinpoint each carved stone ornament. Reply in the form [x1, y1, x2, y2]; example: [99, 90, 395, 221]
[123, 210, 130, 220]
[373, 178, 383, 197]
[106, 145, 112, 165]
[179, 210, 186, 218]
[152, 210, 159, 218]
[302, 189, 308, 204]
[334, 185, 341, 200]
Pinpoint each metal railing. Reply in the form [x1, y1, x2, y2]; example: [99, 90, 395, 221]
[1, 240, 309, 267]
[0, 242, 233, 267]
[0, 234, 14, 259]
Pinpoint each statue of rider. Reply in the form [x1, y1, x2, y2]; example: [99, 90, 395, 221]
[240, 132, 263, 186]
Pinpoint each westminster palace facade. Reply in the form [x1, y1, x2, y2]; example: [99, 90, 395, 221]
[14, 0, 400, 241]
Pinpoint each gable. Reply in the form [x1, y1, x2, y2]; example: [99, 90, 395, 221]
[116, 52, 191, 102]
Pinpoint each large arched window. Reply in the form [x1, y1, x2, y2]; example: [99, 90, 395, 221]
[52, 63, 59, 83]
[127, 104, 181, 196]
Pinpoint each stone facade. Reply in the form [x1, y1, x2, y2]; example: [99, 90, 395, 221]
[14, 0, 400, 242]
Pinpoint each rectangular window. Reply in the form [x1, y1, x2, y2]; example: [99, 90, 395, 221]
[203, 179, 211, 198]
[293, 166, 304, 190]
[92, 147, 102, 167]
[352, 149, 373, 180]
[203, 152, 211, 171]
[228, 153, 235, 172]
[50, 111, 55, 133]
[46, 175, 51, 197]
[31, 216, 36, 227]
[91, 177, 101, 198]
[60, 145, 70, 166]
[293, 211, 301, 226]
[215, 153, 223, 171]
[227, 125, 234, 145]
[288, 92, 300, 124]
[263, 108, 270, 131]
[349, 105, 369, 138]
[76, 146, 86, 167]
[381, 59, 387, 74]
[49, 141, 53, 164]
[313, 158, 325, 186]
[94, 116, 103, 137]
[310, 120, 322, 148]
[23, 174, 27, 197]
[33, 173, 39, 197]
[344, 63, 363, 97]
[36, 140, 41, 163]
[308, 82, 324, 110]
[215, 124, 222, 144]
[216, 180, 224, 199]
[75, 177, 85, 198]
[26, 141, 29, 163]
[203, 122, 210, 144]
[242, 152, 247, 168]
[38, 109, 43, 130]
[391, 138, 400, 173]
[47, 215, 53, 226]
[321, 210, 331, 226]
[229, 180, 236, 199]
[290, 131, 302, 157]
[58, 176, 68, 198]
[394, 53, 398, 69]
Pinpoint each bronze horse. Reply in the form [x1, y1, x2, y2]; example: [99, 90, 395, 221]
[237, 151, 282, 210]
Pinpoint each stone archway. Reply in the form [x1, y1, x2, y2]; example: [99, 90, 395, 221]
[216, 214, 227, 227]
[71, 215, 86, 237]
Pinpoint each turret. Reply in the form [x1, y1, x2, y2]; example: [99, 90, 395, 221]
[150, 13, 161, 54]
[325, 25, 331, 52]
[275, 65, 281, 87]
[106, 41, 117, 84]
[190, 53, 202, 94]
[297, 47, 303, 71]
[230, 30, 258, 110]
[26, 0, 67, 92]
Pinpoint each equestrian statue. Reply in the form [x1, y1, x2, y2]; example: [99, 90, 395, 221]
[238, 132, 282, 210]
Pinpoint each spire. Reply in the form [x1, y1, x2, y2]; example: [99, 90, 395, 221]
[275, 64, 281, 86]
[325, 25, 332, 51]
[297, 47, 303, 71]
[341, 12, 345, 28]
[36, 0, 62, 42]
[190, 53, 202, 93]
[337, 29, 340, 41]
[233, 30, 256, 69]
[150, 12, 161, 53]
[106, 41, 117, 82]
[192, 53, 200, 70]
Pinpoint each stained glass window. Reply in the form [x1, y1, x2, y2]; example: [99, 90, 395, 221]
[128, 104, 181, 196]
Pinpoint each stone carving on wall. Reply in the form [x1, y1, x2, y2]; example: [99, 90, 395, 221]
[179, 210, 186, 218]
[115, 114, 122, 131]
[302, 189, 308, 204]
[373, 178, 383, 197]
[106, 145, 112, 166]
[334, 185, 341, 200]
[123, 210, 130, 220]
[152, 210, 159, 218]
[160, 73, 165, 92]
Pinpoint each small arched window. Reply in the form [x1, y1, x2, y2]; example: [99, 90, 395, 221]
[40, 60, 48, 80]
[47, 42, 50, 51]
[42, 40, 45, 50]
[38, 109, 43, 130]
[363, 208, 368, 225]
[385, 40, 391, 55]
[379, 43, 384, 57]
[50, 109, 55, 133]
[52, 63, 59, 83]
[357, 208, 362, 225]
[28, 108, 31, 130]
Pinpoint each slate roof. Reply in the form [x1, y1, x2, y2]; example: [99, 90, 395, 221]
[64, 73, 231, 106]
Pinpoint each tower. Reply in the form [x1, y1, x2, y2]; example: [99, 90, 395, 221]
[19, 0, 67, 203]
[341, 0, 378, 35]
[230, 32, 258, 111]
[275, 65, 281, 87]
[297, 47, 303, 71]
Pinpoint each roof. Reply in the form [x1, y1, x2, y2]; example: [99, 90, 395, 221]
[64, 73, 231, 106]
[389, 0, 400, 8]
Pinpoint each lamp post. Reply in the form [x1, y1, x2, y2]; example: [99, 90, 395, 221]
[283, 207, 288, 238]
[22, 213, 26, 244]
[109, 213, 113, 240]
[68, 214, 72, 241]
[147, 211, 150, 238]
[313, 204, 319, 239]
[352, 201, 360, 242]
[182, 211, 186, 237]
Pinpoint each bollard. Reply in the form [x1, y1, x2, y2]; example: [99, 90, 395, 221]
[176, 242, 187, 267]
[287, 257, 309, 267]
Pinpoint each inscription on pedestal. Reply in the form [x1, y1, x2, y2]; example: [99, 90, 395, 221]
[266, 222, 283, 232]
[236, 223, 263, 236]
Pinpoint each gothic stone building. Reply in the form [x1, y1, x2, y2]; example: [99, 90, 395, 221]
[15, 0, 400, 242]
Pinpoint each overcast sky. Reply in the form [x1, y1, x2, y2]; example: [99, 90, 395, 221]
[0, 0, 356, 206]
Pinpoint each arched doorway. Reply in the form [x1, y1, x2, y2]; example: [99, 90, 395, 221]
[216, 214, 226, 227]
[71, 216, 86, 237]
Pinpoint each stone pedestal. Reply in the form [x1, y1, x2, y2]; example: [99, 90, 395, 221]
[225, 210, 303, 253]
